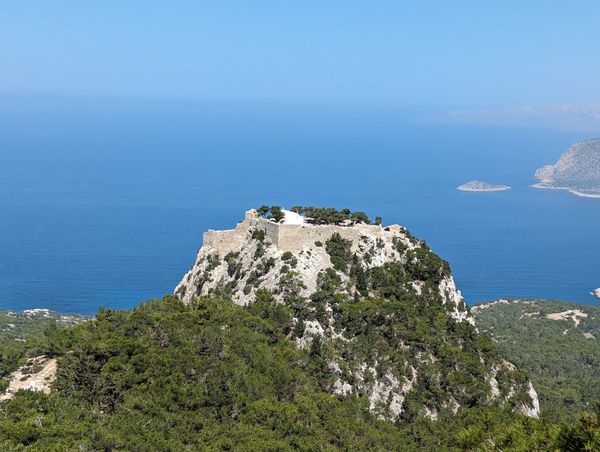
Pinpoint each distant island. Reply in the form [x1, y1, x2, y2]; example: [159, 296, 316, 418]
[534, 139, 600, 198]
[457, 180, 511, 192]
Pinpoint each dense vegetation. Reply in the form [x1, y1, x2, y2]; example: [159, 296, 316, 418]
[1, 297, 599, 450]
[473, 299, 600, 423]
[257, 205, 377, 225]
[3, 296, 597, 450]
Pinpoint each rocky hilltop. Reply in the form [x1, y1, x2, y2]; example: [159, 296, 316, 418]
[175, 208, 539, 420]
[176, 209, 470, 323]
[534, 139, 600, 197]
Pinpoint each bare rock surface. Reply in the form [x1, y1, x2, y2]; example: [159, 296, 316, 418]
[1, 356, 57, 401]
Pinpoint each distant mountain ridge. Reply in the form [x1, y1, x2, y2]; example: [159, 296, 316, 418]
[534, 139, 600, 197]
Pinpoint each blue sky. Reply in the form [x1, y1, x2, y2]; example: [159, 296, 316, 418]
[2, 1, 600, 112]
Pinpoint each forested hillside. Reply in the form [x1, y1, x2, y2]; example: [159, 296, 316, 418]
[473, 299, 600, 423]
[0, 295, 581, 450]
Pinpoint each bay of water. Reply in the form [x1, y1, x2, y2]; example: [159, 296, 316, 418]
[1, 98, 598, 314]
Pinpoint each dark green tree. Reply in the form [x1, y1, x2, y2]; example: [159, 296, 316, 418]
[269, 206, 285, 223]
[257, 205, 270, 216]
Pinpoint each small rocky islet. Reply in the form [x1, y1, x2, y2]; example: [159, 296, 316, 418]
[456, 180, 511, 192]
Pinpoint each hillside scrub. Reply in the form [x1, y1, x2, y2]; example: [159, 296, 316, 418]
[474, 299, 600, 424]
[1, 295, 588, 450]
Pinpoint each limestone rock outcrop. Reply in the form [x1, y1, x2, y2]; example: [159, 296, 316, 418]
[1, 356, 56, 401]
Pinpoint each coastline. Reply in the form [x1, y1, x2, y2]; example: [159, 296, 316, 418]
[532, 183, 600, 199]
[457, 186, 511, 192]
[569, 189, 600, 199]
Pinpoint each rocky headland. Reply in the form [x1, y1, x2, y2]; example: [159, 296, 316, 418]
[534, 139, 600, 198]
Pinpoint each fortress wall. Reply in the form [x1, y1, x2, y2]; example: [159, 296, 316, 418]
[202, 229, 244, 255]
[276, 223, 383, 252]
[257, 219, 280, 247]
[201, 210, 261, 255]
[203, 210, 387, 255]
[276, 225, 329, 252]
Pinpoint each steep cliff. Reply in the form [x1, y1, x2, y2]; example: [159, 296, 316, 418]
[175, 209, 539, 420]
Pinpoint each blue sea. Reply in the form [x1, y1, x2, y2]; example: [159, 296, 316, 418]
[1, 97, 598, 314]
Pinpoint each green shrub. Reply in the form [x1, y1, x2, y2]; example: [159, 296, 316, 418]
[252, 229, 266, 242]
[281, 251, 297, 268]
[268, 206, 285, 223]
[325, 233, 353, 273]
[254, 242, 265, 259]
[224, 252, 241, 278]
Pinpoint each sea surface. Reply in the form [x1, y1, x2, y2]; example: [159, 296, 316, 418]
[1, 97, 598, 314]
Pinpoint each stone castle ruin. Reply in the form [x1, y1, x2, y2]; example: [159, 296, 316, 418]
[203, 209, 403, 254]
[176, 208, 417, 308]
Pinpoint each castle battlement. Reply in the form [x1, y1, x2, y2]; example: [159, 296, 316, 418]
[202, 209, 391, 255]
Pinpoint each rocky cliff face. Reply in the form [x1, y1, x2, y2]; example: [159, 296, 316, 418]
[534, 139, 600, 197]
[175, 209, 539, 420]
